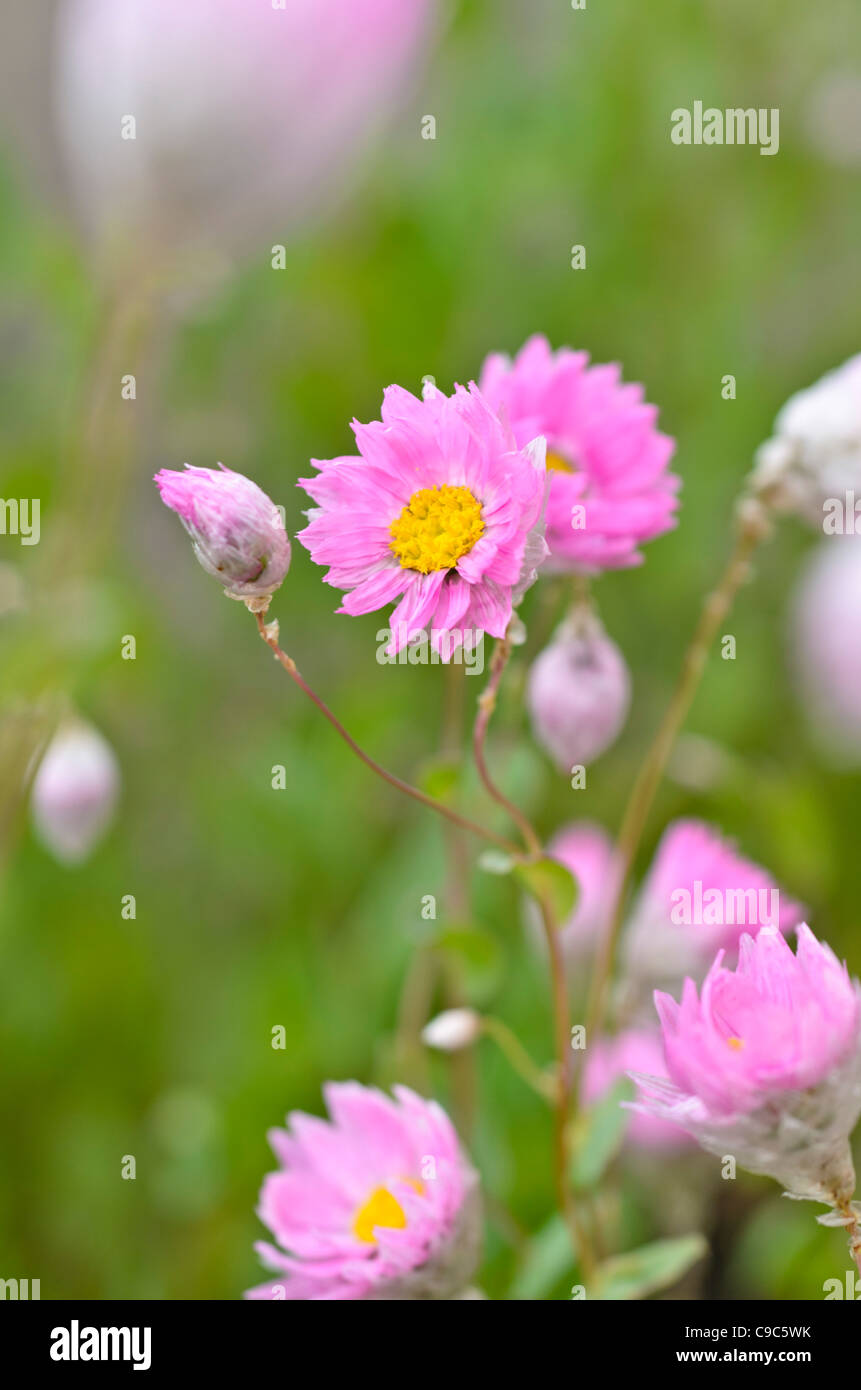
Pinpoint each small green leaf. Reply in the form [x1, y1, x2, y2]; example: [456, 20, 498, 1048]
[513, 856, 578, 923]
[509, 1214, 574, 1300]
[570, 1077, 634, 1190]
[591, 1234, 708, 1301]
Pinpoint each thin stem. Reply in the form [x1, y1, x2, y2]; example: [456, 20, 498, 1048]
[578, 499, 773, 1096]
[471, 629, 597, 1281]
[254, 612, 521, 855]
[472, 637, 542, 857]
[836, 1198, 861, 1279]
[480, 1016, 557, 1102]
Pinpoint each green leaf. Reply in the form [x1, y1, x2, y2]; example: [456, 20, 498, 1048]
[513, 856, 578, 923]
[509, 1214, 574, 1300]
[570, 1077, 634, 1190]
[591, 1234, 708, 1301]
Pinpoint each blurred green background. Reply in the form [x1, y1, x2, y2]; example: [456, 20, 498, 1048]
[1, 0, 860, 1299]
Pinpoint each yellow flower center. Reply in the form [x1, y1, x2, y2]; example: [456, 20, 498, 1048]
[352, 1179, 424, 1245]
[546, 450, 575, 474]
[726, 1036, 745, 1051]
[389, 484, 484, 573]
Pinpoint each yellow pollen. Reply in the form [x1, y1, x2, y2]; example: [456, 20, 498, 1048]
[352, 1179, 424, 1245]
[726, 1036, 745, 1051]
[389, 484, 484, 573]
[546, 450, 575, 474]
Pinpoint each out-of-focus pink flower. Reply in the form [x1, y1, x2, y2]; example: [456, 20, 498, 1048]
[632, 926, 861, 1202]
[752, 355, 861, 524]
[623, 819, 803, 988]
[584, 1029, 690, 1150]
[31, 719, 119, 865]
[55, 0, 436, 263]
[297, 383, 548, 657]
[546, 821, 620, 957]
[155, 464, 290, 606]
[791, 536, 861, 762]
[479, 335, 678, 572]
[245, 1082, 481, 1301]
[527, 617, 630, 771]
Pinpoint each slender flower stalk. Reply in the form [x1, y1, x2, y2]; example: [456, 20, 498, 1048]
[471, 631, 596, 1280]
[253, 611, 521, 855]
[578, 496, 774, 1095]
[479, 1017, 557, 1103]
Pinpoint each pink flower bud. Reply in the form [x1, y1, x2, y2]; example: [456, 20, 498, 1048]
[527, 619, 630, 771]
[31, 720, 119, 865]
[155, 464, 290, 605]
[545, 821, 620, 959]
[632, 925, 861, 1203]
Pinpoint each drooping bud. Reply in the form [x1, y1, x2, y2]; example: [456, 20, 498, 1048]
[527, 615, 630, 771]
[155, 464, 290, 608]
[422, 1009, 481, 1052]
[30, 720, 119, 865]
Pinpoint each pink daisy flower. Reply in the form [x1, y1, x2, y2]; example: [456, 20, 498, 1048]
[297, 383, 548, 655]
[479, 334, 679, 572]
[632, 926, 861, 1203]
[245, 1082, 481, 1301]
[623, 819, 804, 988]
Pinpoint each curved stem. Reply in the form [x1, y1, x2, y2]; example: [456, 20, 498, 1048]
[254, 612, 521, 855]
[472, 637, 542, 857]
[480, 1015, 557, 1103]
[836, 1198, 861, 1279]
[471, 629, 597, 1280]
[578, 499, 773, 1097]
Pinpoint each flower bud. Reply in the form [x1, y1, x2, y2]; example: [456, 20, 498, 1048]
[751, 354, 861, 524]
[31, 720, 119, 865]
[155, 464, 290, 606]
[632, 925, 861, 1204]
[422, 1009, 481, 1053]
[527, 618, 630, 770]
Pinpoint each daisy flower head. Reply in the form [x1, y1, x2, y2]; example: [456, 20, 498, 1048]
[246, 1082, 481, 1301]
[297, 382, 549, 657]
[479, 334, 679, 572]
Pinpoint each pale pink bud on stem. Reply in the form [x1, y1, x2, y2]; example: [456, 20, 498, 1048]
[422, 1009, 481, 1052]
[30, 719, 119, 865]
[155, 464, 291, 612]
[527, 612, 630, 771]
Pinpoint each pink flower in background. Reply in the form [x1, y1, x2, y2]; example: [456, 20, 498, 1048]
[31, 720, 119, 865]
[623, 819, 803, 988]
[298, 383, 548, 656]
[546, 821, 620, 957]
[584, 1029, 690, 1150]
[246, 1082, 481, 1301]
[791, 536, 861, 763]
[752, 354, 861, 524]
[479, 335, 678, 572]
[527, 617, 631, 770]
[155, 464, 290, 605]
[633, 926, 861, 1202]
[55, 0, 436, 263]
